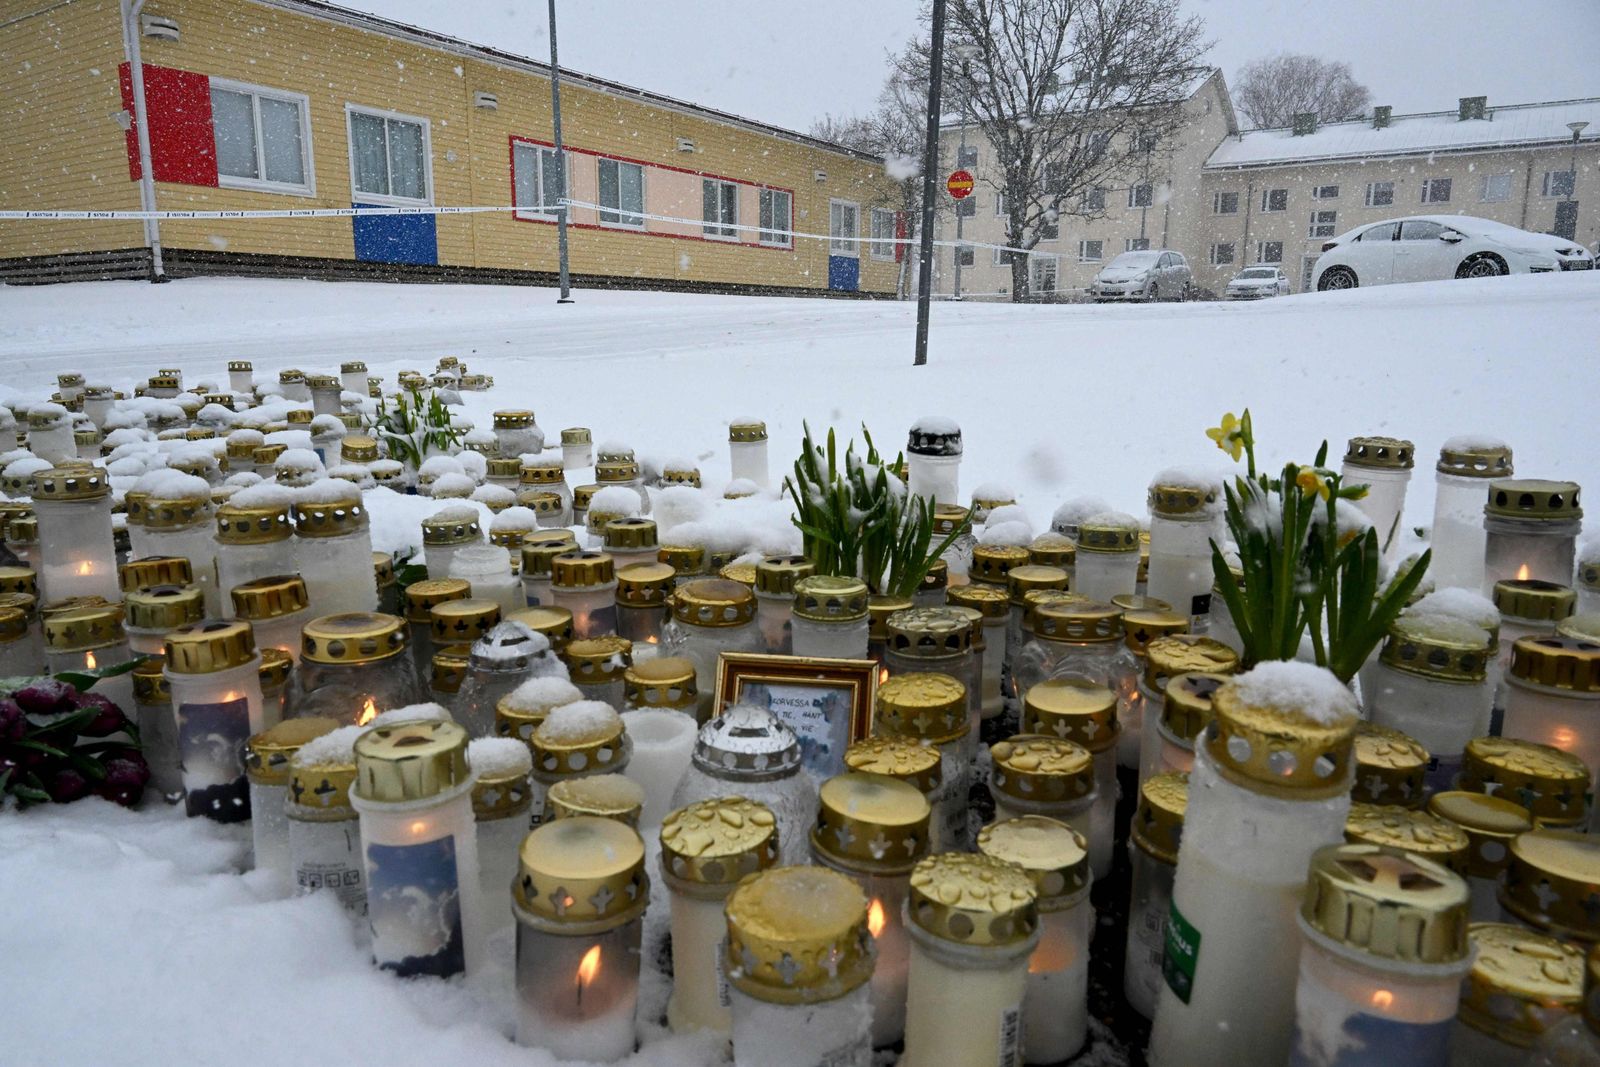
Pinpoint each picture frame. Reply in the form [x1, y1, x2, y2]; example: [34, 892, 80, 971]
[713, 652, 878, 778]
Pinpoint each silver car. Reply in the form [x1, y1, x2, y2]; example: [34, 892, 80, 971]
[1225, 265, 1291, 299]
[1091, 250, 1192, 302]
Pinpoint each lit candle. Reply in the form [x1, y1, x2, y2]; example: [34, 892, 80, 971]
[1125, 771, 1188, 1019]
[550, 551, 619, 640]
[872, 673, 972, 852]
[614, 562, 675, 648]
[1482, 479, 1582, 594]
[351, 719, 484, 978]
[1340, 435, 1415, 566]
[512, 816, 647, 1062]
[1021, 678, 1120, 879]
[1453, 922, 1584, 1066]
[29, 466, 118, 604]
[1428, 790, 1534, 923]
[245, 716, 339, 896]
[1502, 635, 1600, 799]
[285, 726, 367, 915]
[659, 796, 779, 1036]
[1290, 844, 1473, 1066]
[1367, 614, 1496, 792]
[619, 709, 697, 829]
[467, 736, 533, 953]
[165, 620, 267, 824]
[286, 613, 427, 725]
[901, 852, 1039, 1067]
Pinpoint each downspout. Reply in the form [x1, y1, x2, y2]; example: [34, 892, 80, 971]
[120, 0, 166, 280]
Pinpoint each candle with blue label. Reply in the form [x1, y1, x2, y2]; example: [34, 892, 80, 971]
[165, 620, 267, 824]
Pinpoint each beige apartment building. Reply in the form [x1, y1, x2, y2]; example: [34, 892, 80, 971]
[933, 78, 1599, 298]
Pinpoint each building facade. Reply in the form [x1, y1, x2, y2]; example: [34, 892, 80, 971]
[0, 0, 901, 295]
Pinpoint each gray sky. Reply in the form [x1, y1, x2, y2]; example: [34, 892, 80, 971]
[354, 0, 1600, 133]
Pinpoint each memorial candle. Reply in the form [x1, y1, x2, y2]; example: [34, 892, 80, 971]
[1021, 678, 1119, 879]
[1430, 439, 1513, 591]
[245, 716, 340, 895]
[618, 708, 697, 828]
[165, 620, 266, 824]
[285, 727, 367, 916]
[1340, 435, 1415, 566]
[29, 466, 118, 604]
[1453, 922, 1584, 1066]
[1483, 479, 1583, 594]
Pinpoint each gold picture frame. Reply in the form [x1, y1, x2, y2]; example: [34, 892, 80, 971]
[713, 652, 879, 778]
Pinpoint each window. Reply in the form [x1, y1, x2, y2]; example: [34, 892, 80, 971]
[1308, 210, 1338, 238]
[993, 245, 1013, 266]
[1311, 184, 1340, 200]
[1043, 162, 1067, 195]
[955, 245, 975, 268]
[211, 80, 312, 194]
[1364, 181, 1394, 207]
[956, 145, 978, 168]
[1481, 172, 1514, 203]
[1212, 191, 1238, 215]
[758, 188, 791, 247]
[701, 179, 738, 239]
[1136, 129, 1159, 153]
[1039, 220, 1060, 241]
[1544, 170, 1576, 198]
[598, 158, 645, 227]
[994, 192, 1006, 215]
[955, 199, 976, 218]
[1208, 243, 1234, 265]
[1128, 184, 1154, 208]
[1083, 187, 1106, 212]
[829, 200, 859, 256]
[1078, 240, 1103, 262]
[1030, 256, 1059, 293]
[1420, 178, 1452, 204]
[1260, 188, 1288, 212]
[1554, 201, 1579, 241]
[1256, 241, 1283, 263]
[1086, 130, 1111, 158]
[1358, 221, 1400, 242]
[1125, 237, 1150, 252]
[1399, 220, 1446, 240]
[869, 208, 897, 261]
[512, 142, 567, 219]
[347, 106, 429, 203]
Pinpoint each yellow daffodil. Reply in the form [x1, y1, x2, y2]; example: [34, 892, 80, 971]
[1296, 468, 1332, 501]
[1206, 412, 1244, 461]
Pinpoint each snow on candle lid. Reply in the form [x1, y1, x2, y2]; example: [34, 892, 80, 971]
[1204, 662, 1359, 799]
[1437, 435, 1513, 478]
[514, 815, 648, 928]
[469, 621, 556, 673]
[1077, 511, 1141, 552]
[906, 416, 961, 457]
[660, 795, 778, 890]
[724, 865, 873, 1003]
[420, 505, 481, 544]
[245, 717, 340, 787]
[292, 483, 367, 537]
[1301, 843, 1468, 963]
[563, 636, 632, 683]
[547, 773, 644, 826]
[287, 725, 366, 812]
[811, 772, 930, 875]
[977, 815, 1089, 910]
[1499, 831, 1600, 943]
[532, 700, 626, 774]
[1028, 533, 1075, 569]
[468, 736, 532, 820]
[428, 472, 475, 500]
[908, 851, 1037, 947]
[1380, 614, 1493, 682]
[1147, 466, 1223, 517]
[1459, 924, 1584, 1046]
[1407, 588, 1500, 635]
[728, 418, 767, 442]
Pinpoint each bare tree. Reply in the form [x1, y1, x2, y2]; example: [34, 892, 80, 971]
[895, 0, 1209, 301]
[1235, 54, 1370, 129]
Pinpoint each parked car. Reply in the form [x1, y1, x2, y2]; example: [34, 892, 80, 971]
[1225, 265, 1291, 299]
[1313, 215, 1594, 290]
[1091, 250, 1192, 302]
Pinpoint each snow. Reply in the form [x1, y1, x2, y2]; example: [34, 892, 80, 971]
[469, 484, 514, 508]
[293, 477, 361, 505]
[1407, 588, 1499, 631]
[911, 414, 960, 435]
[502, 676, 584, 713]
[429, 472, 477, 497]
[293, 724, 366, 767]
[133, 469, 210, 500]
[978, 520, 1033, 546]
[422, 458, 469, 479]
[466, 736, 533, 777]
[969, 481, 1016, 503]
[982, 503, 1031, 530]
[535, 699, 621, 743]
[1440, 433, 1510, 454]
[228, 481, 295, 510]
[1225, 661, 1359, 725]
[367, 702, 454, 729]
[489, 506, 540, 533]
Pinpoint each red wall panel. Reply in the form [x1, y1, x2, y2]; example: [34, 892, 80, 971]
[119, 62, 219, 187]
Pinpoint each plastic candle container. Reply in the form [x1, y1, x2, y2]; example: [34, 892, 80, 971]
[467, 736, 533, 950]
[286, 613, 425, 724]
[976, 816, 1092, 1065]
[285, 732, 367, 915]
[1145, 477, 1223, 626]
[946, 583, 1010, 720]
[1125, 771, 1188, 1018]
[277, 369, 309, 402]
[618, 708, 697, 828]
[1338, 435, 1416, 564]
[551, 551, 620, 640]
[749, 554, 811, 653]
[989, 733, 1097, 846]
[521, 538, 573, 608]
[351, 719, 483, 978]
[141, 488, 222, 615]
[520, 457, 573, 523]
[421, 506, 483, 582]
[483, 457, 522, 492]
[904, 417, 962, 507]
[492, 409, 544, 459]
[1454, 922, 1585, 1066]
[165, 620, 266, 824]
[229, 576, 310, 663]
[448, 543, 522, 617]
[727, 418, 770, 489]
[614, 562, 674, 649]
[81, 385, 114, 428]
[452, 622, 562, 737]
[884, 607, 979, 730]
[594, 460, 648, 518]
[560, 427, 593, 470]
[1351, 721, 1430, 809]
[1500, 830, 1600, 943]
[1021, 678, 1118, 878]
[404, 578, 471, 677]
[294, 490, 377, 618]
[564, 636, 633, 707]
[1073, 514, 1141, 603]
[1484, 479, 1583, 593]
[788, 575, 870, 660]
[1137, 637, 1238, 784]
[810, 772, 932, 1049]
[29, 466, 118, 603]
[245, 716, 340, 893]
[660, 796, 780, 1036]
[1503, 635, 1600, 787]
[494, 675, 583, 748]
[1429, 791, 1535, 922]
[1148, 663, 1360, 1067]
[123, 583, 205, 656]
[131, 658, 182, 803]
[660, 578, 762, 720]
[1367, 614, 1496, 793]
[43, 603, 135, 713]
[26, 405, 76, 464]
[1141, 670, 1225, 781]
[214, 500, 295, 611]
[1430, 440, 1514, 591]
[226, 361, 253, 394]
[429, 597, 501, 673]
[1457, 736, 1591, 833]
[602, 519, 659, 571]
[874, 672, 973, 852]
[339, 360, 367, 396]
[529, 701, 634, 826]
[621, 656, 698, 716]
[1289, 843, 1473, 1066]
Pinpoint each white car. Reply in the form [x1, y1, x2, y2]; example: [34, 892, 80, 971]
[1091, 250, 1192, 302]
[1225, 265, 1291, 299]
[1313, 215, 1594, 290]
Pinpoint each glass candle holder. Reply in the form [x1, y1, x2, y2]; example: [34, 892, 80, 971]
[660, 578, 762, 720]
[1341, 435, 1416, 565]
[750, 554, 812, 653]
[494, 676, 583, 748]
[352, 719, 483, 978]
[902, 852, 1039, 1067]
[659, 796, 780, 1036]
[728, 419, 770, 489]
[914, 559, 947, 608]
[1503, 635, 1600, 788]
[214, 501, 295, 613]
[1125, 771, 1188, 1020]
[30, 466, 119, 603]
[1429, 791, 1535, 923]
[123, 582, 205, 656]
[1290, 843, 1473, 1066]
[810, 772, 932, 1049]
[884, 607, 979, 732]
[614, 561, 673, 651]
[448, 543, 523, 617]
[1367, 614, 1496, 793]
[789, 576, 871, 660]
[874, 672, 972, 852]
[619, 709, 697, 828]
[295, 492, 377, 618]
[564, 635, 632, 707]
[1483, 478, 1583, 593]
[551, 551, 619, 640]
[561, 427, 593, 471]
[468, 737, 533, 951]
[529, 701, 633, 825]
[1453, 922, 1584, 1066]
[286, 739, 369, 916]
[946, 584, 1009, 721]
[725, 865, 875, 1067]
[1351, 721, 1431, 810]
[622, 656, 698, 716]
[421, 507, 483, 581]
[1146, 478, 1223, 626]
[287, 613, 424, 724]
[131, 657, 182, 803]
[1430, 441, 1514, 592]
[512, 816, 647, 1062]
[230, 575, 310, 663]
[43, 603, 136, 714]
[453, 621, 562, 737]
[428, 597, 501, 671]
[904, 419, 962, 506]
[1021, 678, 1118, 880]
[165, 620, 266, 824]
[1073, 514, 1141, 603]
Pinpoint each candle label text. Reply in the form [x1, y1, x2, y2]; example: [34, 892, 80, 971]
[177, 697, 252, 823]
[365, 835, 467, 979]
[997, 1004, 1022, 1067]
[715, 934, 731, 1008]
[1161, 900, 1201, 1004]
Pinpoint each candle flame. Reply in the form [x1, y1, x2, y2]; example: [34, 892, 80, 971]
[878, 666, 889, 686]
[867, 898, 886, 938]
[75, 561, 93, 576]
[578, 944, 602, 984]
[84, 650, 97, 670]
[357, 697, 378, 726]
[1555, 727, 1577, 748]
[408, 820, 428, 836]
[1517, 564, 1531, 581]
[1370, 989, 1394, 1010]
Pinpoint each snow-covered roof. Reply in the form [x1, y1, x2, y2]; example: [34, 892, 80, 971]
[938, 67, 1220, 130]
[1206, 97, 1600, 169]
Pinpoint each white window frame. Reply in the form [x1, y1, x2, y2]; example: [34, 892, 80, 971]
[1208, 242, 1234, 266]
[701, 178, 739, 241]
[1083, 187, 1107, 212]
[992, 245, 1011, 266]
[1364, 181, 1394, 207]
[1212, 190, 1238, 215]
[1311, 184, 1339, 200]
[1308, 209, 1338, 239]
[1480, 172, 1514, 203]
[597, 157, 646, 230]
[344, 103, 433, 206]
[1030, 255, 1059, 293]
[869, 207, 897, 262]
[994, 192, 1006, 216]
[955, 245, 975, 268]
[828, 199, 860, 257]
[511, 141, 568, 220]
[1256, 240, 1284, 264]
[1125, 237, 1149, 252]
[1543, 170, 1576, 198]
[1260, 188, 1288, 213]
[1128, 184, 1154, 208]
[1077, 239, 1102, 263]
[758, 188, 792, 248]
[211, 77, 315, 197]
[1420, 177, 1452, 204]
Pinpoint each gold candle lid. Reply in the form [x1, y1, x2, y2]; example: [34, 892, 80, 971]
[977, 815, 1091, 910]
[968, 544, 1030, 586]
[1351, 722, 1430, 808]
[471, 764, 532, 822]
[1345, 803, 1471, 873]
[811, 772, 931, 875]
[791, 575, 869, 623]
[595, 460, 640, 484]
[5, 515, 36, 545]
[1111, 594, 1172, 615]
[484, 456, 521, 480]
[215, 502, 292, 544]
[42, 604, 125, 652]
[604, 518, 657, 551]
[874, 672, 968, 744]
[301, 612, 407, 664]
[1301, 843, 1468, 964]
[141, 492, 210, 530]
[492, 408, 535, 429]
[1148, 481, 1220, 517]
[429, 644, 470, 694]
[261, 647, 292, 695]
[570, 484, 600, 511]
[945, 583, 1009, 621]
[843, 736, 942, 794]
[867, 594, 915, 640]
[1021, 678, 1118, 753]
[164, 619, 256, 673]
[1343, 435, 1416, 471]
[124, 583, 204, 631]
[660, 796, 778, 894]
[293, 495, 366, 539]
[932, 503, 971, 537]
[1459, 922, 1583, 1047]
[657, 543, 705, 576]
[0, 605, 27, 643]
[1132, 771, 1188, 864]
[1510, 635, 1600, 693]
[373, 553, 395, 590]
[251, 444, 288, 468]
[1494, 579, 1578, 623]
[1145, 634, 1239, 690]
[419, 508, 479, 546]
[494, 680, 582, 743]
[615, 562, 675, 607]
[661, 464, 700, 487]
[1501, 830, 1600, 942]
[0, 565, 37, 597]
[724, 866, 873, 1005]
[1438, 443, 1513, 479]
[551, 550, 615, 589]
[1027, 534, 1076, 569]
[1077, 515, 1141, 553]
[752, 554, 812, 596]
[622, 656, 697, 711]
[488, 520, 536, 549]
[1203, 668, 1359, 799]
[354, 719, 470, 803]
[1379, 613, 1493, 682]
[506, 606, 575, 651]
[520, 540, 570, 577]
[563, 636, 632, 685]
[514, 815, 649, 931]
[403, 577, 470, 622]
[288, 755, 357, 815]
[1005, 564, 1069, 606]
[907, 851, 1039, 947]
[229, 575, 309, 621]
[245, 717, 339, 787]
[1161, 671, 1231, 745]
[1032, 599, 1123, 644]
[546, 774, 644, 827]
[1123, 609, 1189, 655]
[429, 598, 502, 646]
[1459, 736, 1590, 828]
[1487, 479, 1582, 522]
[885, 607, 972, 657]
[1559, 613, 1600, 641]
[920, 559, 948, 595]
[30, 465, 110, 501]
[671, 577, 756, 627]
[1430, 791, 1535, 881]
[131, 655, 170, 704]
[728, 419, 767, 442]
[560, 426, 591, 446]
[531, 704, 627, 777]
[991, 735, 1095, 806]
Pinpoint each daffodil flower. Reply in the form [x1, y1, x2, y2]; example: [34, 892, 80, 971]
[1206, 412, 1245, 462]
[1296, 468, 1332, 501]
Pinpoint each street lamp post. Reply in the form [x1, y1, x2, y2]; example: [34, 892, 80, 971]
[912, 0, 947, 367]
[548, 0, 573, 304]
[948, 43, 982, 303]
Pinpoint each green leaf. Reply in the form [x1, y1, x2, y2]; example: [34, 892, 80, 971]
[9, 783, 49, 803]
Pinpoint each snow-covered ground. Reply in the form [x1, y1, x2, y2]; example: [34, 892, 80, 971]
[1, 271, 1598, 1065]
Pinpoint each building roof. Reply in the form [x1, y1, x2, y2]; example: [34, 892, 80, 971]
[937, 67, 1222, 131]
[1206, 96, 1600, 169]
[249, 0, 883, 164]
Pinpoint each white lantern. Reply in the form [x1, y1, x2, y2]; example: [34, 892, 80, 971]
[1341, 435, 1416, 566]
[1430, 439, 1513, 591]
[30, 466, 118, 603]
[728, 418, 770, 489]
